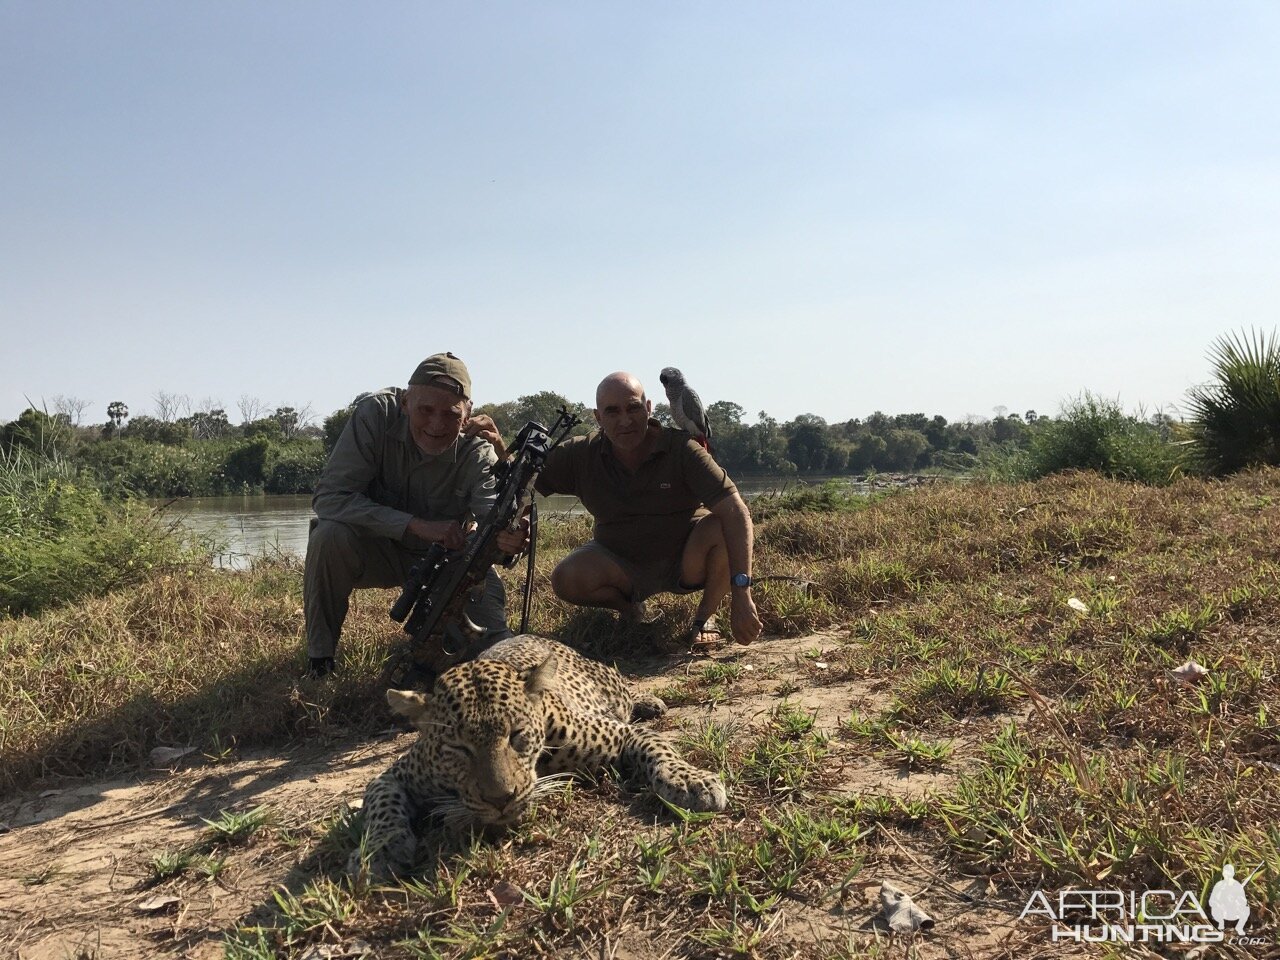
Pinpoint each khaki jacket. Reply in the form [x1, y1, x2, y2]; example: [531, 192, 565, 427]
[312, 389, 497, 542]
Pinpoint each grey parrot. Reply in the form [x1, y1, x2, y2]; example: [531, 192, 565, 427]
[659, 366, 713, 453]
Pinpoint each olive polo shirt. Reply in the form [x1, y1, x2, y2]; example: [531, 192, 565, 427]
[312, 388, 498, 542]
[534, 421, 737, 564]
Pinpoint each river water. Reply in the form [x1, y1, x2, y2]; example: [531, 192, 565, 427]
[162, 476, 826, 569]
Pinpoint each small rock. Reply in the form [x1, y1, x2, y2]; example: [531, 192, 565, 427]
[299, 942, 372, 960]
[879, 880, 934, 933]
[813, 661, 829, 670]
[1170, 660, 1209, 684]
[137, 894, 180, 913]
[1067, 597, 1090, 614]
[149, 746, 197, 767]
[487, 880, 523, 908]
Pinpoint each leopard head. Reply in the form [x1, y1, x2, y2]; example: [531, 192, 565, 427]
[386, 655, 558, 826]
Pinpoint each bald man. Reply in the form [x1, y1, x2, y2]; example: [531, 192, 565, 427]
[533, 372, 762, 651]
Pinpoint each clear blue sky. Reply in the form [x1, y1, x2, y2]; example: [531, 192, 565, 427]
[3, 1, 1277, 427]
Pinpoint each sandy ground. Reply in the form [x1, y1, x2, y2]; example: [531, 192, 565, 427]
[0, 632, 1041, 960]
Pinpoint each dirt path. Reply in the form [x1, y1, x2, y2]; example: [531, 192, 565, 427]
[0, 632, 1027, 959]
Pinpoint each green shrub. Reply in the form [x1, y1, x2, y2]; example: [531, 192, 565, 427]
[751, 479, 874, 518]
[1185, 328, 1280, 475]
[78, 439, 220, 497]
[984, 394, 1184, 485]
[0, 448, 197, 616]
[266, 445, 326, 493]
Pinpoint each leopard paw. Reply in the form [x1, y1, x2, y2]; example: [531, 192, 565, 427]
[654, 765, 728, 813]
[630, 693, 667, 721]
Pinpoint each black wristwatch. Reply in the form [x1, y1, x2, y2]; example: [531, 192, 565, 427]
[731, 573, 753, 588]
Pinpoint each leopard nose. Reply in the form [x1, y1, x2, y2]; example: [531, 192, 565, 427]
[482, 788, 518, 810]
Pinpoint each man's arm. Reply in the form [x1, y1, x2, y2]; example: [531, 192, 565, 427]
[312, 396, 416, 541]
[708, 491, 762, 645]
[456, 437, 531, 555]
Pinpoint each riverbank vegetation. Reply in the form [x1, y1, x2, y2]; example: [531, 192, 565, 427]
[5, 331, 1276, 503]
[0, 446, 198, 616]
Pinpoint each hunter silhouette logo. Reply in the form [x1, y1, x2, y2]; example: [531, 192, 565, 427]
[1209, 863, 1258, 935]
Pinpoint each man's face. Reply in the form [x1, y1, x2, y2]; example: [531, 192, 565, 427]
[401, 383, 468, 455]
[594, 380, 651, 454]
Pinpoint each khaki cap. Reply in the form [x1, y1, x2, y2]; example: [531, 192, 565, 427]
[408, 352, 471, 400]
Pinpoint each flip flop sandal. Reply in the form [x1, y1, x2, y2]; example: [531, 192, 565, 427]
[689, 620, 724, 649]
[652, 619, 719, 655]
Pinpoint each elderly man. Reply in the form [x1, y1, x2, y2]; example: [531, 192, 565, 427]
[304, 352, 521, 677]
[533, 372, 762, 651]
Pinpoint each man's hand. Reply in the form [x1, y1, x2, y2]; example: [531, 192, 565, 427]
[729, 590, 762, 645]
[407, 518, 466, 550]
[495, 515, 531, 556]
[463, 414, 507, 459]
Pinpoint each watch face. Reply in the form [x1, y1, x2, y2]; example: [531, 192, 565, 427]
[732, 573, 751, 587]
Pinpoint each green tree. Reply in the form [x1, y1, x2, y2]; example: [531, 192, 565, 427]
[122, 415, 191, 445]
[242, 417, 282, 441]
[882, 429, 929, 471]
[512, 391, 590, 432]
[105, 401, 129, 438]
[786, 417, 832, 473]
[323, 408, 352, 454]
[267, 446, 326, 493]
[473, 400, 519, 437]
[923, 415, 948, 450]
[1, 408, 73, 454]
[744, 411, 794, 473]
[847, 434, 887, 472]
[991, 416, 1030, 445]
[224, 438, 273, 490]
[706, 400, 744, 426]
[180, 408, 231, 440]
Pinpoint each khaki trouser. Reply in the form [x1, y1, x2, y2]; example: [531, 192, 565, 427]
[304, 518, 511, 660]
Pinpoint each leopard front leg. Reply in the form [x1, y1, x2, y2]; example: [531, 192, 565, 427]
[538, 700, 727, 813]
[621, 726, 728, 812]
[346, 761, 419, 881]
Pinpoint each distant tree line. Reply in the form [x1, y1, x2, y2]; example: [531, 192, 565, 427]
[0, 395, 328, 498]
[7, 325, 1274, 500]
[1, 387, 1038, 499]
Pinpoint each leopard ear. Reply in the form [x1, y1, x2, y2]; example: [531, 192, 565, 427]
[386, 688, 431, 723]
[524, 655, 558, 696]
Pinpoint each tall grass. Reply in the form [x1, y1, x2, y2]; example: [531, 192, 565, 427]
[0, 446, 197, 616]
[1185, 327, 1280, 475]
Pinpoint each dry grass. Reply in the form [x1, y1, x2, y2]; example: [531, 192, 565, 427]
[3, 468, 1279, 957]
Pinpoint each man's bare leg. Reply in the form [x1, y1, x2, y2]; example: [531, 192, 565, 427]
[550, 545, 643, 617]
[680, 514, 731, 639]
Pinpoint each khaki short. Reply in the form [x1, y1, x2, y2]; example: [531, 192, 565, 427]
[578, 520, 704, 603]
